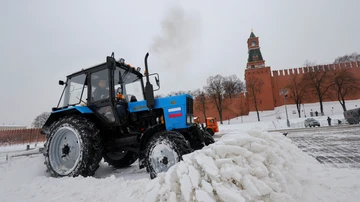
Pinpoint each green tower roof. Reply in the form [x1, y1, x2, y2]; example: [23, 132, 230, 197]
[248, 49, 263, 63]
[250, 31, 256, 38]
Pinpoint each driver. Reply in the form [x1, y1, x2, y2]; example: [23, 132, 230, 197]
[93, 78, 109, 100]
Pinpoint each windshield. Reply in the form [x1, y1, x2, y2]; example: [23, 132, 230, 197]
[114, 66, 144, 102]
[58, 74, 87, 107]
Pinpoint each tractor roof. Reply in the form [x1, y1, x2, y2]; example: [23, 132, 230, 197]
[66, 61, 143, 79]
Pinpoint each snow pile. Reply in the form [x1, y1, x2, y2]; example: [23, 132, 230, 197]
[144, 130, 319, 202]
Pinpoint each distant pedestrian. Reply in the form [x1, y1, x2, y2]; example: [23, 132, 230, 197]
[327, 116, 332, 126]
[315, 111, 319, 116]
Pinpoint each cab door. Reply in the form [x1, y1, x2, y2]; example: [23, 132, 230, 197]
[88, 67, 119, 126]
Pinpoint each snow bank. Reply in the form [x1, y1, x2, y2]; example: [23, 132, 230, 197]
[144, 130, 321, 202]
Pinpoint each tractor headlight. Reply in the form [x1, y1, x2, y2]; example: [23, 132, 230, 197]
[186, 115, 193, 124]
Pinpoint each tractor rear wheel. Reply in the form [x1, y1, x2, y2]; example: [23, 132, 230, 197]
[145, 130, 193, 179]
[103, 150, 138, 168]
[206, 128, 215, 136]
[44, 116, 103, 177]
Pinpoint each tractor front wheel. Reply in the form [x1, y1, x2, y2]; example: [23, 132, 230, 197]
[44, 116, 103, 177]
[145, 131, 193, 179]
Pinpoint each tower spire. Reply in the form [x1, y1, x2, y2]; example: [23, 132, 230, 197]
[247, 31, 265, 69]
[250, 29, 256, 38]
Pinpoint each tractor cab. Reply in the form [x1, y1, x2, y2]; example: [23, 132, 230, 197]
[51, 53, 159, 132]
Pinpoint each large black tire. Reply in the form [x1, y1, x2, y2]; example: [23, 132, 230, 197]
[188, 125, 215, 150]
[145, 130, 193, 179]
[202, 130, 215, 145]
[206, 128, 215, 136]
[103, 151, 138, 168]
[43, 116, 103, 177]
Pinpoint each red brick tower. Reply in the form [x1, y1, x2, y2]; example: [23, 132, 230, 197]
[245, 30, 275, 111]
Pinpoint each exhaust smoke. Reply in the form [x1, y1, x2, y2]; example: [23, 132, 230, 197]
[150, 3, 202, 76]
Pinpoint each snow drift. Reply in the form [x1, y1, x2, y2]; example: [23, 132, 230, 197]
[144, 130, 320, 202]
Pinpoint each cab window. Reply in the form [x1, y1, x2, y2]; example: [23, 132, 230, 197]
[91, 69, 109, 102]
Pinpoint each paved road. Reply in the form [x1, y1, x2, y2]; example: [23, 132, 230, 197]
[286, 126, 360, 169]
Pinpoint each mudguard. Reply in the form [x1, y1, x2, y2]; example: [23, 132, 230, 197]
[41, 106, 93, 135]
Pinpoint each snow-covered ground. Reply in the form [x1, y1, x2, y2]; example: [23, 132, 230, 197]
[1, 126, 360, 202]
[226, 99, 360, 130]
[1, 100, 360, 201]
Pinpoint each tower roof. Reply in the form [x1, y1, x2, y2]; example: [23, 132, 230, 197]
[249, 31, 256, 38]
[248, 49, 263, 63]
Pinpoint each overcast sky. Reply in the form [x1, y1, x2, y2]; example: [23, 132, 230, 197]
[0, 0, 359, 127]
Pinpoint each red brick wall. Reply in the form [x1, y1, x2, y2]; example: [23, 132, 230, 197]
[194, 94, 249, 123]
[194, 61, 360, 122]
[0, 128, 45, 145]
[271, 61, 360, 106]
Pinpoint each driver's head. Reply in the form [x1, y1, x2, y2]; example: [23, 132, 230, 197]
[98, 79, 106, 88]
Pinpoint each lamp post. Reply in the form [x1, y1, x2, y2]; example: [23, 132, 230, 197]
[303, 103, 306, 117]
[280, 89, 290, 127]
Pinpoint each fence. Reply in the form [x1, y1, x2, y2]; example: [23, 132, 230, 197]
[0, 128, 46, 146]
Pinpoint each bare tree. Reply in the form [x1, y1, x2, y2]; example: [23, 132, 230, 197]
[302, 60, 332, 115]
[246, 76, 264, 121]
[154, 94, 164, 98]
[167, 90, 195, 97]
[193, 89, 208, 120]
[285, 73, 308, 118]
[167, 91, 187, 96]
[32, 112, 51, 128]
[223, 74, 245, 98]
[205, 75, 227, 124]
[330, 68, 360, 111]
[238, 92, 247, 122]
[333, 52, 360, 64]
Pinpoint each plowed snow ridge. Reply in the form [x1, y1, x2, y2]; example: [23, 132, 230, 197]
[145, 130, 321, 202]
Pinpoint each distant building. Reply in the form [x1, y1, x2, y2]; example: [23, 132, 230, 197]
[0, 125, 27, 131]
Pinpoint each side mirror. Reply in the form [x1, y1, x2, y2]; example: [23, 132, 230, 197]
[144, 73, 160, 91]
[59, 80, 65, 85]
[155, 76, 160, 87]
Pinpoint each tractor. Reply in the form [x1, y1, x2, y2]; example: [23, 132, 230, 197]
[41, 52, 214, 179]
[194, 116, 219, 136]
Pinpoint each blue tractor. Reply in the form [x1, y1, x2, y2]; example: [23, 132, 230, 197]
[41, 52, 214, 179]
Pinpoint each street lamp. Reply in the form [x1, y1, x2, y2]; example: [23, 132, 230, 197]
[280, 89, 290, 127]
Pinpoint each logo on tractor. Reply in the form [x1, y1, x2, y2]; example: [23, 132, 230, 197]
[168, 107, 182, 118]
[133, 106, 147, 111]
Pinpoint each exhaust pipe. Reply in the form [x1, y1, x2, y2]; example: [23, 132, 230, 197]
[144, 53, 155, 110]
